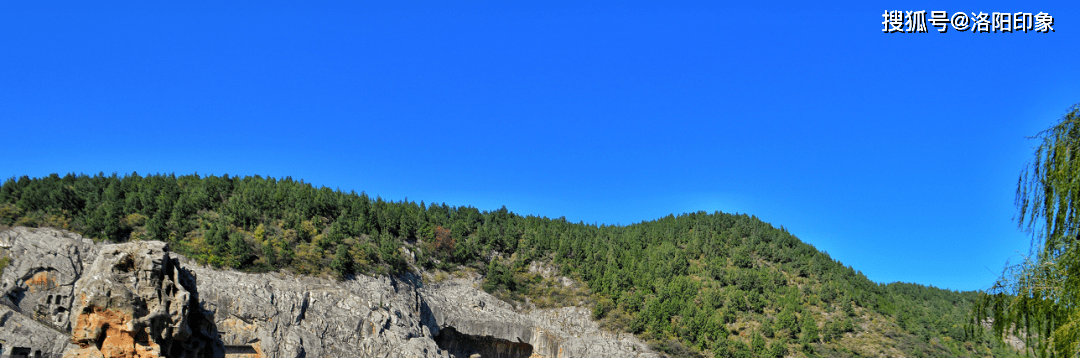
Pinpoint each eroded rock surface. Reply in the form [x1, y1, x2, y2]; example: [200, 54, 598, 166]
[0, 227, 660, 358]
[64, 241, 218, 358]
[189, 264, 447, 358]
[422, 280, 659, 358]
[0, 227, 97, 332]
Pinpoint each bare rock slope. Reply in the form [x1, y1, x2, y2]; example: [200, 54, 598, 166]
[0, 227, 658, 358]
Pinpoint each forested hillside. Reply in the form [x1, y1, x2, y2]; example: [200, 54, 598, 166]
[0, 173, 1019, 357]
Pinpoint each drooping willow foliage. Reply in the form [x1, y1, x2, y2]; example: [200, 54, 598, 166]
[977, 103, 1080, 357]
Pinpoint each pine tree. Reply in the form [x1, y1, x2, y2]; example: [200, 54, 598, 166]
[331, 244, 353, 279]
[801, 313, 819, 344]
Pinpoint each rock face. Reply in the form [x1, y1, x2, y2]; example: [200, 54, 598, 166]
[422, 280, 658, 358]
[188, 265, 446, 358]
[0, 227, 94, 355]
[0, 227, 660, 358]
[64, 241, 218, 358]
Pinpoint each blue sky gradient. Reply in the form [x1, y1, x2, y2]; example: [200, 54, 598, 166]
[2, 1, 1078, 292]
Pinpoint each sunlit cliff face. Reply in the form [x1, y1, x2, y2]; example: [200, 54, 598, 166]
[435, 326, 536, 358]
[65, 242, 210, 358]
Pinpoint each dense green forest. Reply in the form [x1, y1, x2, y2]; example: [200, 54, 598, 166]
[0, 173, 1020, 358]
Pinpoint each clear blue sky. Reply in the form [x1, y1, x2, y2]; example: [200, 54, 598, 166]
[2, 1, 1078, 292]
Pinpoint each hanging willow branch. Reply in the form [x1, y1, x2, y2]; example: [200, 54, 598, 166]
[976, 103, 1080, 358]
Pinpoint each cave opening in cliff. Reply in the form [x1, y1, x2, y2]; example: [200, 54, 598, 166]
[434, 326, 534, 358]
[224, 344, 261, 358]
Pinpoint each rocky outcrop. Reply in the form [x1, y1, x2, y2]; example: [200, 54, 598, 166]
[0, 227, 93, 355]
[0, 227, 97, 331]
[64, 241, 218, 358]
[188, 264, 446, 358]
[0, 227, 659, 358]
[422, 280, 658, 358]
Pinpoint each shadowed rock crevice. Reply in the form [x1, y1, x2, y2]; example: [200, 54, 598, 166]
[435, 326, 533, 358]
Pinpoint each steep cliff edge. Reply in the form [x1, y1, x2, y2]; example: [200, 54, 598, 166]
[0, 227, 658, 358]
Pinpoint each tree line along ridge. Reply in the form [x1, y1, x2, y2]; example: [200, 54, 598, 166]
[0, 173, 1022, 358]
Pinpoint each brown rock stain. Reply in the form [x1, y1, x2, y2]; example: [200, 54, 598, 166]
[252, 342, 266, 358]
[63, 348, 106, 358]
[26, 271, 56, 292]
[69, 307, 162, 358]
[223, 350, 263, 358]
[220, 318, 264, 357]
[221, 317, 258, 332]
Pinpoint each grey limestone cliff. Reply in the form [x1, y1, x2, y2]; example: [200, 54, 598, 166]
[421, 279, 656, 358]
[0, 227, 659, 358]
[0, 227, 93, 355]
